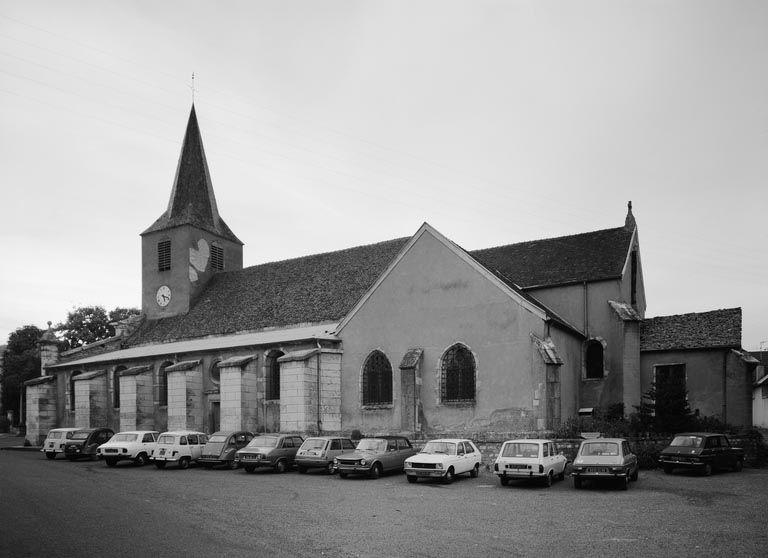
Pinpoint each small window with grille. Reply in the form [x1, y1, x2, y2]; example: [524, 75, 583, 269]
[211, 243, 224, 271]
[440, 344, 476, 403]
[157, 240, 171, 271]
[362, 350, 393, 406]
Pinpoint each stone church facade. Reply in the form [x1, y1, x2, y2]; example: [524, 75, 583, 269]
[24, 106, 756, 444]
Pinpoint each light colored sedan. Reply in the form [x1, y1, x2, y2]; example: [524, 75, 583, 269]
[404, 439, 482, 483]
[493, 439, 568, 487]
[97, 430, 159, 467]
[571, 438, 639, 490]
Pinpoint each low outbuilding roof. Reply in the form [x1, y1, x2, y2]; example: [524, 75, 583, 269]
[640, 308, 742, 352]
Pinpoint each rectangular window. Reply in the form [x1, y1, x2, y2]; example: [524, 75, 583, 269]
[211, 244, 224, 271]
[158, 240, 171, 271]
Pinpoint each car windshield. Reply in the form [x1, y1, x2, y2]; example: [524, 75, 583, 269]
[112, 434, 137, 442]
[502, 443, 540, 458]
[421, 441, 456, 455]
[580, 442, 619, 456]
[247, 436, 278, 448]
[670, 435, 704, 448]
[158, 435, 176, 445]
[208, 434, 229, 443]
[71, 431, 90, 440]
[49, 432, 62, 439]
[301, 439, 327, 450]
[356, 439, 387, 452]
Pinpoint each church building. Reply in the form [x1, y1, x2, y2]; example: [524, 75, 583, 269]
[24, 106, 755, 444]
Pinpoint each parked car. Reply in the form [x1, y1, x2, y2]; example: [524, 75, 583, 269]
[96, 430, 159, 467]
[403, 439, 482, 483]
[295, 436, 356, 473]
[63, 428, 115, 461]
[658, 432, 744, 476]
[334, 435, 418, 479]
[198, 431, 254, 469]
[493, 439, 568, 487]
[41, 427, 80, 460]
[571, 438, 638, 490]
[152, 431, 208, 469]
[235, 433, 305, 473]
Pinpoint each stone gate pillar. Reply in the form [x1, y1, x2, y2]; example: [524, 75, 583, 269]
[119, 365, 155, 431]
[73, 370, 107, 428]
[25, 376, 57, 445]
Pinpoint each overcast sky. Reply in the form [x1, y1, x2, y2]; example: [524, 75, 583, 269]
[1, 0, 766, 350]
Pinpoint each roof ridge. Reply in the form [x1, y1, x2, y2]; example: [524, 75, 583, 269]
[470, 225, 629, 253]
[645, 307, 741, 321]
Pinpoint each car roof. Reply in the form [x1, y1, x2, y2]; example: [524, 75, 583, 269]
[580, 438, 626, 443]
[363, 435, 409, 440]
[113, 430, 159, 435]
[302, 436, 349, 441]
[674, 432, 723, 437]
[210, 430, 254, 437]
[158, 430, 207, 436]
[426, 438, 473, 443]
[49, 427, 80, 432]
[502, 439, 553, 444]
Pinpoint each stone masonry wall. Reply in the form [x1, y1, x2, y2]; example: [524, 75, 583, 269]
[280, 358, 316, 433]
[219, 366, 243, 432]
[74, 380, 91, 428]
[25, 381, 57, 445]
[319, 352, 342, 432]
[119, 375, 139, 431]
[242, 360, 259, 433]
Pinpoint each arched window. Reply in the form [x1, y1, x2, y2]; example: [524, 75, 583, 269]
[265, 350, 284, 400]
[210, 359, 221, 385]
[69, 371, 82, 410]
[362, 350, 393, 406]
[113, 366, 126, 409]
[440, 344, 476, 403]
[585, 340, 604, 379]
[159, 361, 173, 406]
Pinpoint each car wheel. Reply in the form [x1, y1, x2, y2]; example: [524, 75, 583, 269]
[67, 456, 77, 462]
[244, 465, 256, 473]
[368, 463, 383, 479]
[574, 477, 582, 489]
[275, 460, 287, 474]
[621, 476, 629, 490]
[339, 472, 348, 479]
[326, 461, 336, 475]
[703, 463, 712, 476]
[45, 452, 56, 460]
[407, 475, 417, 484]
[499, 476, 509, 487]
[630, 467, 639, 482]
[558, 468, 566, 482]
[298, 466, 307, 474]
[178, 457, 190, 470]
[443, 467, 455, 484]
[155, 461, 166, 469]
[134, 453, 148, 467]
[105, 457, 118, 467]
[470, 464, 479, 478]
[663, 465, 673, 475]
[734, 460, 743, 472]
[544, 471, 553, 488]
[228, 460, 239, 470]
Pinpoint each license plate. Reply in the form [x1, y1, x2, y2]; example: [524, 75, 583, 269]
[587, 467, 608, 473]
[415, 470, 432, 476]
[159, 449, 166, 455]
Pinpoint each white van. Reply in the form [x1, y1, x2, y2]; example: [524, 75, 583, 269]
[152, 430, 208, 469]
[41, 428, 80, 459]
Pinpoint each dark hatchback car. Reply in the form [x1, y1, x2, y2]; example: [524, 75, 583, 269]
[658, 432, 744, 476]
[197, 431, 254, 469]
[334, 436, 418, 479]
[235, 434, 306, 473]
[64, 428, 114, 461]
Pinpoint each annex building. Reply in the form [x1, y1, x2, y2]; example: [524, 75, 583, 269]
[24, 107, 758, 444]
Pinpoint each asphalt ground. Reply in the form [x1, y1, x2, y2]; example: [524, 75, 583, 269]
[1, 450, 767, 558]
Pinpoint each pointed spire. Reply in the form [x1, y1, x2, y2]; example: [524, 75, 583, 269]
[142, 105, 242, 244]
[625, 200, 636, 230]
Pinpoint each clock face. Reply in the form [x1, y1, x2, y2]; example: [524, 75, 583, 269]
[156, 285, 171, 307]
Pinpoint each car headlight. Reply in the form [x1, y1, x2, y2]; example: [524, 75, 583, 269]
[333, 458, 338, 464]
[404, 461, 411, 467]
[435, 463, 443, 470]
[360, 459, 367, 466]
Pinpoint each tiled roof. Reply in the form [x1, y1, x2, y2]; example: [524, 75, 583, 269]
[640, 308, 742, 351]
[141, 106, 242, 244]
[126, 238, 409, 345]
[470, 226, 634, 289]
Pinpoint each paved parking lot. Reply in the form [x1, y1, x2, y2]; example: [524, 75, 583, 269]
[1, 449, 767, 557]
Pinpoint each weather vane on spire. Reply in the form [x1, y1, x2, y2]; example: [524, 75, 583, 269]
[189, 72, 198, 104]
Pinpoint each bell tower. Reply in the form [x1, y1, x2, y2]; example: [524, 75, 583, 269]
[140, 105, 243, 320]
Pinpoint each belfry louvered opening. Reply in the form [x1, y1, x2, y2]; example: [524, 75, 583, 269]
[157, 240, 171, 271]
[211, 243, 224, 271]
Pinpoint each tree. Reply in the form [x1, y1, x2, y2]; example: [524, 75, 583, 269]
[56, 306, 140, 349]
[1, 325, 42, 423]
[632, 372, 694, 434]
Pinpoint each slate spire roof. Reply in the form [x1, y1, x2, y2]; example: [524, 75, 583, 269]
[141, 105, 242, 244]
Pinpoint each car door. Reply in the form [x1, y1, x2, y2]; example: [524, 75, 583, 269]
[187, 434, 201, 459]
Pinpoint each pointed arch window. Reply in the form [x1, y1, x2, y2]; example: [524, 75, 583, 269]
[113, 366, 126, 409]
[159, 361, 173, 406]
[362, 350, 393, 406]
[585, 340, 604, 379]
[440, 344, 476, 403]
[265, 350, 285, 400]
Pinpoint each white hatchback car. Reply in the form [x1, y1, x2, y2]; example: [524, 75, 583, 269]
[493, 439, 568, 487]
[41, 427, 80, 460]
[152, 431, 208, 469]
[404, 439, 482, 483]
[96, 430, 159, 467]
